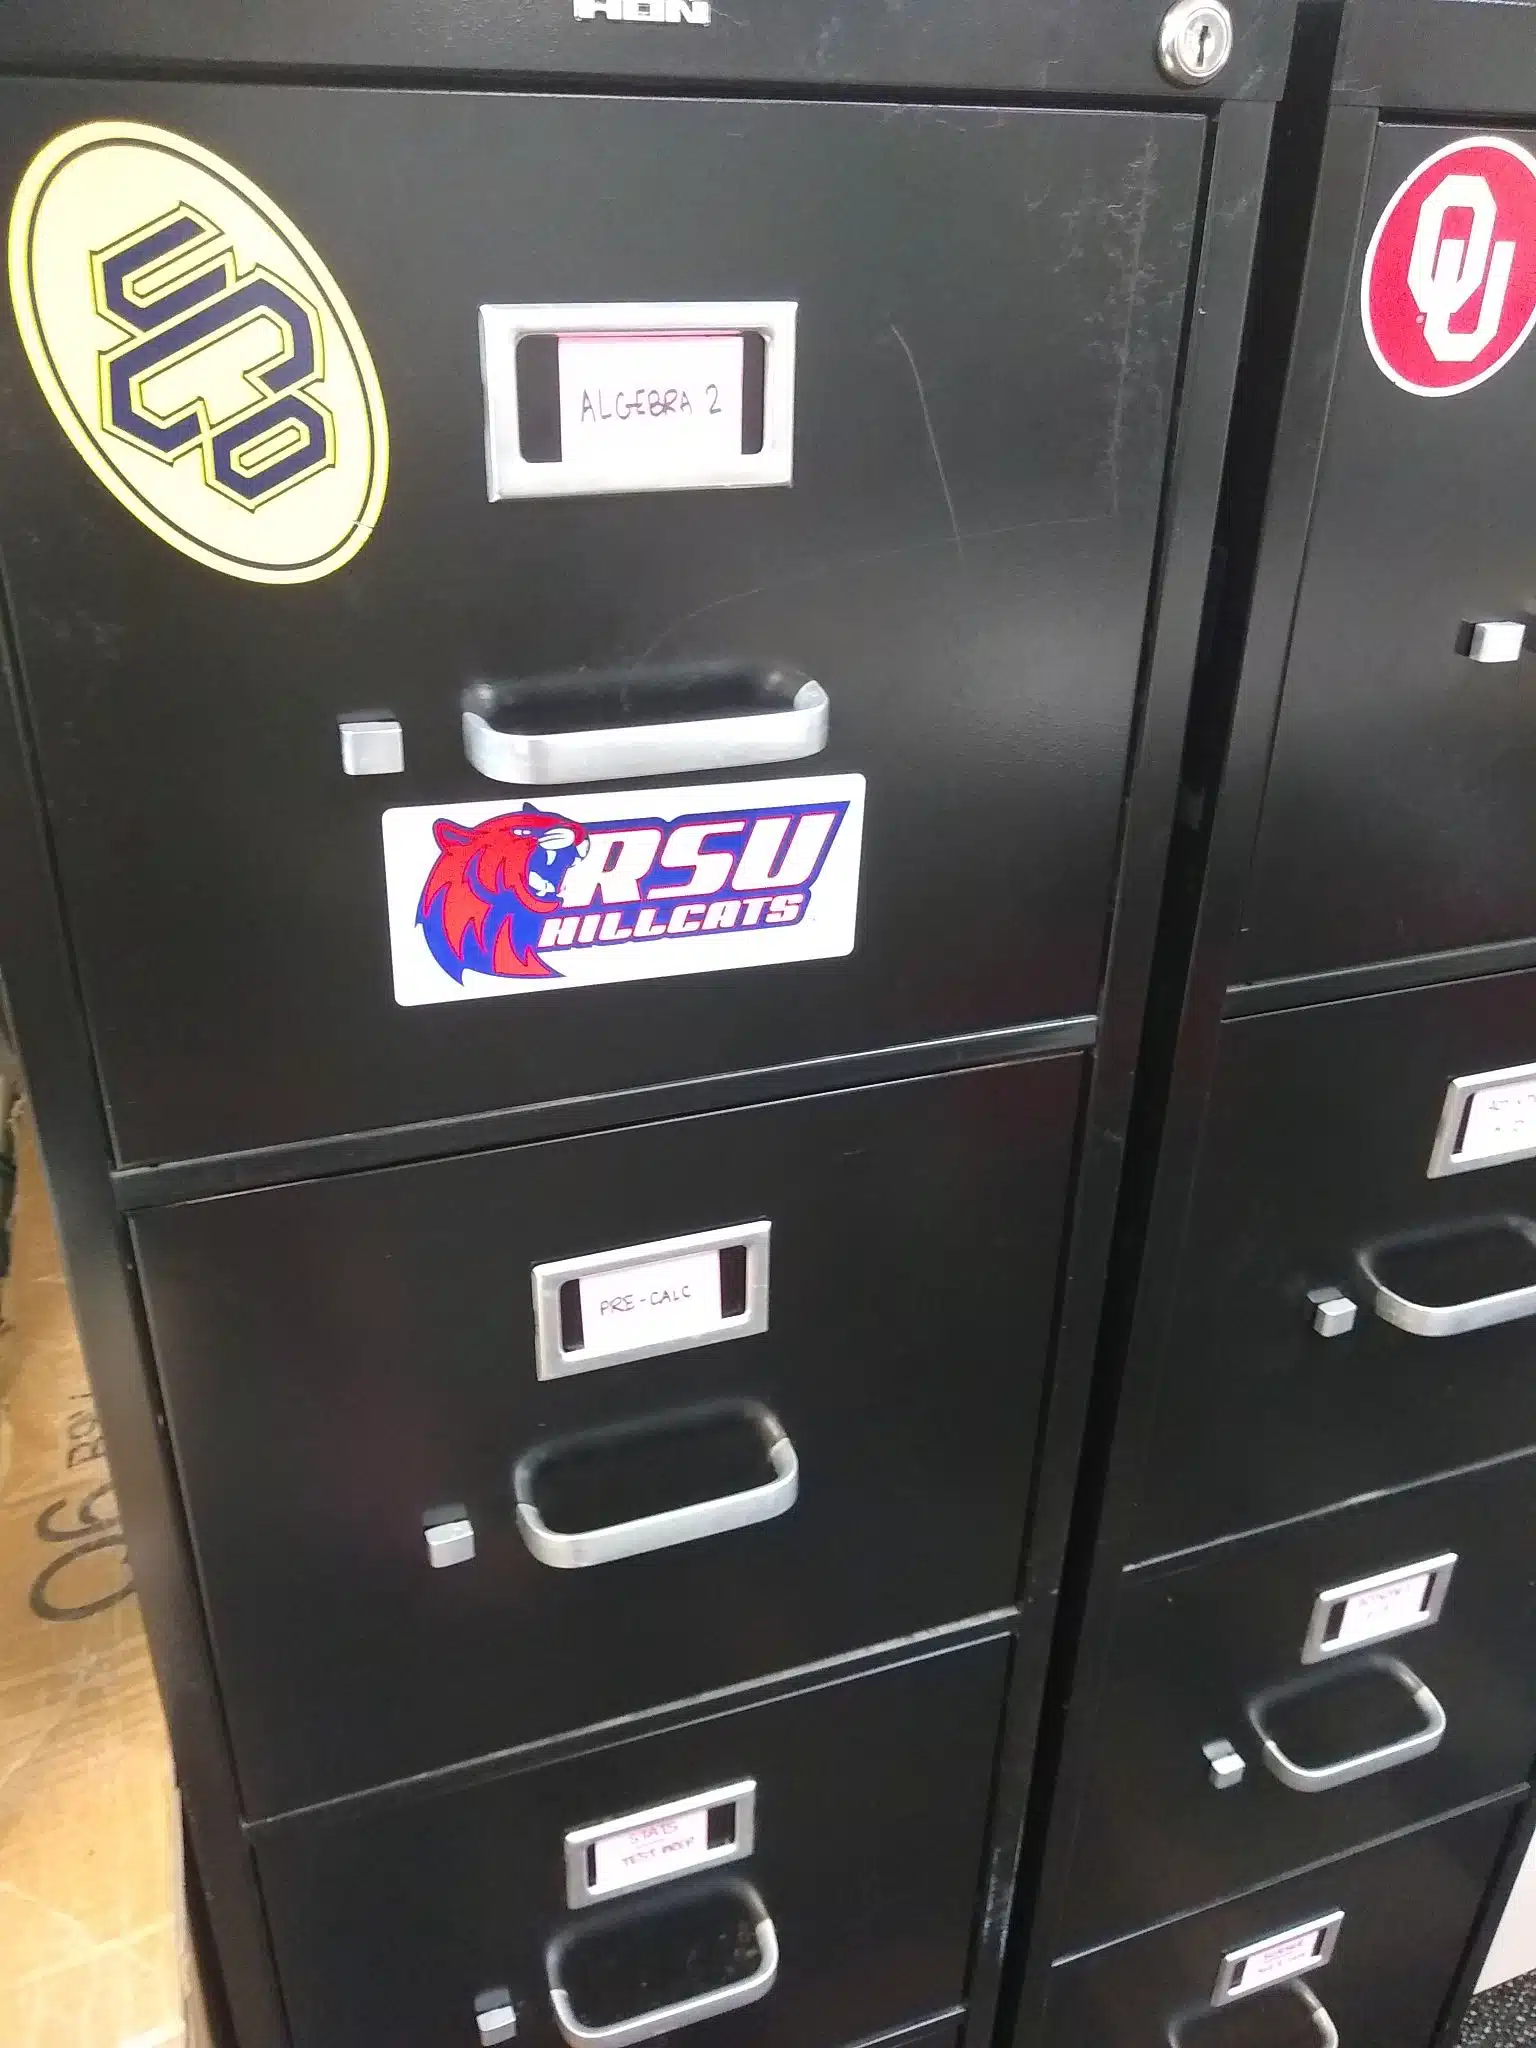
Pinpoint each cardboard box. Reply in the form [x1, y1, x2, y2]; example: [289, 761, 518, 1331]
[0, 1104, 201, 2048]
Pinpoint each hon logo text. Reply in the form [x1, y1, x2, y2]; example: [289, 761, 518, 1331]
[573, 0, 711, 21]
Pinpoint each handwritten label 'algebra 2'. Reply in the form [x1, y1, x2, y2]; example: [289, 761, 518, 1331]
[559, 331, 745, 478]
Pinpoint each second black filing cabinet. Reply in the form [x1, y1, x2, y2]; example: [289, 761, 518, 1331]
[0, 3, 1298, 2044]
[1009, 5, 1536, 2045]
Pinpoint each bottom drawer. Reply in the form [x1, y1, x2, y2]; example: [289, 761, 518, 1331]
[1044, 1797, 1521, 2048]
[255, 1636, 1008, 2048]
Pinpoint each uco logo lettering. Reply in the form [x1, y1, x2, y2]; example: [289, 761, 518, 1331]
[574, 0, 712, 20]
[8, 123, 388, 581]
[1362, 136, 1536, 396]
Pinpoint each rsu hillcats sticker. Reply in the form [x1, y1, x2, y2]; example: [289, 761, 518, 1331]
[8, 122, 388, 582]
[382, 775, 866, 1006]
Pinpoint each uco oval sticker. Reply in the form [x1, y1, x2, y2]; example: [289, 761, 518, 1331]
[8, 122, 388, 583]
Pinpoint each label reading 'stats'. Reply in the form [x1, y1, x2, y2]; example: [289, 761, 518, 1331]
[381, 774, 865, 1006]
[8, 122, 388, 582]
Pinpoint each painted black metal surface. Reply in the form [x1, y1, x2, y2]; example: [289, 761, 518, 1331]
[1045, 1798, 1521, 2042]
[1055, 1450, 1536, 1954]
[1127, 971, 1536, 1561]
[133, 1058, 1076, 1815]
[252, 1636, 1007, 2048]
[1335, 0, 1536, 120]
[0, 0, 1297, 99]
[1236, 115, 1536, 988]
[0, 79, 1204, 1166]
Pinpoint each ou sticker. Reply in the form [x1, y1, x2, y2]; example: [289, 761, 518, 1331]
[8, 122, 388, 582]
[1362, 136, 1536, 396]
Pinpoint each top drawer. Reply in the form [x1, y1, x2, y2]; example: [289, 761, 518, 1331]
[1238, 118, 1536, 986]
[0, 82, 1204, 1165]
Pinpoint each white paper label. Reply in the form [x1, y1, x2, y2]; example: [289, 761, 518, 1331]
[591, 1805, 712, 1895]
[578, 1249, 725, 1359]
[1231, 1928, 1329, 1996]
[1332, 1571, 1431, 1648]
[558, 331, 745, 482]
[383, 773, 864, 1007]
[1458, 1077, 1536, 1164]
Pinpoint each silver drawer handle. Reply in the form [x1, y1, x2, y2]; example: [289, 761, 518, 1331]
[463, 664, 828, 786]
[515, 1411, 799, 1570]
[547, 1907, 779, 2047]
[1359, 1216, 1536, 1337]
[1169, 1980, 1339, 2048]
[1248, 1654, 1446, 1793]
[1292, 1982, 1341, 2048]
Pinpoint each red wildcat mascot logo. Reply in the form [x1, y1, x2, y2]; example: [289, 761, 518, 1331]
[417, 803, 590, 982]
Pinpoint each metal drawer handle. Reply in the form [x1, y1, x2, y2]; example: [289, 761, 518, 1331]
[515, 1407, 799, 1570]
[463, 661, 829, 786]
[1359, 1216, 1536, 1337]
[547, 1905, 779, 2047]
[1168, 1980, 1339, 2048]
[1248, 1654, 1446, 1793]
[1292, 1982, 1340, 2048]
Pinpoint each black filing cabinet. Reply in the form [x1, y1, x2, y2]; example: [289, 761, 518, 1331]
[1009, 6, 1536, 2047]
[0, 5, 1296, 2046]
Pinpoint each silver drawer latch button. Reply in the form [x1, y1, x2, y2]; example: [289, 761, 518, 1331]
[1308, 1287, 1358, 1338]
[424, 1507, 476, 1569]
[475, 1990, 518, 2044]
[339, 713, 405, 776]
[1203, 1739, 1246, 1790]
[1463, 620, 1528, 665]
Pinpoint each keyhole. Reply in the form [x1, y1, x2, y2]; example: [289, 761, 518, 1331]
[1196, 20, 1212, 65]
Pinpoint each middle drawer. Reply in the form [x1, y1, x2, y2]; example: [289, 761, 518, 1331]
[1055, 1449, 1536, 1955]
[133, 1056, 1080, 1816]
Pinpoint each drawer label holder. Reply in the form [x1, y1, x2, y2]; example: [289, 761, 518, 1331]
[532, 1221, 770, 1379]
[480, 301, 795, 499]
[565, 1780, 757, 1908]
[1213, 1911, 1344, 2004]
[1429, 1062, 1536, 1177]
[1301, 1553, 1457, 1665]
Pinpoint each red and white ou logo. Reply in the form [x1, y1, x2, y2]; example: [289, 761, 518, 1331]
[1362, 136, 1536, 396]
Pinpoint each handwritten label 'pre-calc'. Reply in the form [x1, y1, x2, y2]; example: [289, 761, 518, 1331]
[559, 331, 744, 481]
[591, 1805, 713, 1895]
[578, 1247, 725, 1359]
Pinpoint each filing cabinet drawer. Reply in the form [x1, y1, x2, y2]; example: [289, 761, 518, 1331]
[254, 1635, 1007, 2048]
[1132, 972, 1536, 1560]
[134, 1057, 1077, 1814]
[1045, 1797, 1521, 2047]
[0, 79, 1204, 1166]
[1057, 1452, 1536, 1953]
[1236, 117, 1536, 985]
